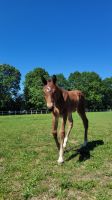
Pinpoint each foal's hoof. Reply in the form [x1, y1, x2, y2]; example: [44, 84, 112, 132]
[81, 141, 88, 148]
[57, 158, 64, 164]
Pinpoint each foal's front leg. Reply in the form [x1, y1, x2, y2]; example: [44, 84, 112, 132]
[63, 113, 73, 148]
[58, 115, 67, 164]
[52, 113, 60, 150]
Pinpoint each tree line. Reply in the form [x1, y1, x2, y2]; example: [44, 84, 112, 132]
[0, 64, 112, 111]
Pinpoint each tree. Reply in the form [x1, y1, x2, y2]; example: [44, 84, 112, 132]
[56, 73, 69, 90]
[68, 71, 103, 110]
[102, 77, 112, 109]
[0, 64, 21, 110]
[68, 71, 81, 90]
[24, 67, 49, 110]
[14, 94, 25, 110]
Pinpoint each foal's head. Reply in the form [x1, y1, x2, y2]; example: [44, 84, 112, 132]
[41, 75, 57, 110]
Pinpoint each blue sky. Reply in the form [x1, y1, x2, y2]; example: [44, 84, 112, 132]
[0, 0, 112, 89]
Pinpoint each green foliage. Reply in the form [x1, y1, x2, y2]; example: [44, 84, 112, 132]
[24, 67, 49, 109]
[68, 71, 82, 90]
[56, 73, 69, 90]
[68, 72, 104, 109]
[0, 63, 112, 110]
[0, 64, 21, 110]
[102, 77, 112, 109]
[14, 94, 25, 110]
[23, 70, 112, 110]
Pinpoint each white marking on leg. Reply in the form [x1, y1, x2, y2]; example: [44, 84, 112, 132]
[63, 137, 68, 148]
[63, 117, 73, 148]
[58, 115, 67, 164]
[58, 143, 64, 164]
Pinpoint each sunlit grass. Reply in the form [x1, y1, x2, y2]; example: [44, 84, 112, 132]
[0, 112, 112, 200]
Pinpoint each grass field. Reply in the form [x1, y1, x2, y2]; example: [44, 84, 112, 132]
[0, 112, 112, 200]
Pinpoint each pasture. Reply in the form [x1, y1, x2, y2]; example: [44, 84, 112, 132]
[0, 112, 112, 200]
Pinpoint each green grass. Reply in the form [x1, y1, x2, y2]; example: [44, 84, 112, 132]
[0, 112, 112, 200]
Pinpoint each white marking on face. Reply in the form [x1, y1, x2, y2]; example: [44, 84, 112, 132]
[46, 86, 51, 92]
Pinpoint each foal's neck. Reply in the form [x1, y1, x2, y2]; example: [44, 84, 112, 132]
[54, 86, 67, 113]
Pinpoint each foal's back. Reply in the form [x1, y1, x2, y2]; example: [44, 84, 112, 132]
[62, 89, 85, 113]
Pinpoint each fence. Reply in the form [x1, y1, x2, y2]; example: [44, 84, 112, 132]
[0, 110, 50, 115]
[0, 109, 111, 115]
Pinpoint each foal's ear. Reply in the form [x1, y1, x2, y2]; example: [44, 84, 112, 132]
[52, 75, 57, 84]
[41, 76, 47, 85]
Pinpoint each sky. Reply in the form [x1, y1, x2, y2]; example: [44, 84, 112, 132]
[0, 0, 112, 90]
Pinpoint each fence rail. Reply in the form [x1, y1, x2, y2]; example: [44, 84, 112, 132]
[0, 110, 50, 115]
[0, 109, 112, 116]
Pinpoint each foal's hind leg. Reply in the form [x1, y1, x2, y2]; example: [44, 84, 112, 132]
[77, 109, 88, 146]
[63, 113, 73, 148]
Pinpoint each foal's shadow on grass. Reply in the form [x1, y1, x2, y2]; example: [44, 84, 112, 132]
[65, 140, 104, 162]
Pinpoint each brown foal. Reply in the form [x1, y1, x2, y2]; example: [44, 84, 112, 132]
[41, 75, 88, 164]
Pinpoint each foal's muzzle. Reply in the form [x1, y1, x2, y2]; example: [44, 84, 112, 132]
[47, 103, 54, 111]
